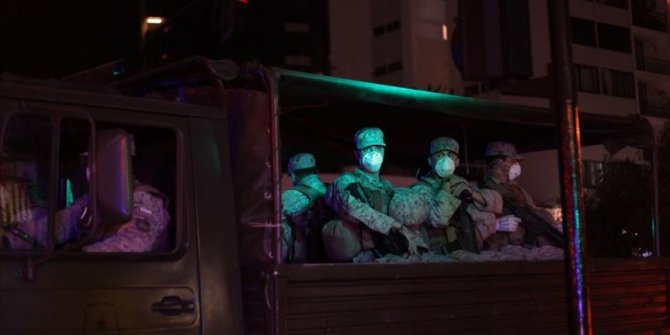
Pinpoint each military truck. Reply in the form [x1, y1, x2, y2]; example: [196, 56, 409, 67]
[1, 57, 667, 334]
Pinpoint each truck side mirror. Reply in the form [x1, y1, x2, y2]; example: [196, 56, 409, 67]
[96, 129, 133, 225]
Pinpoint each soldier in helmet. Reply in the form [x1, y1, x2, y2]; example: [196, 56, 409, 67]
[411, 137, 519, 253]
[479, 141, 564, 250]
[322, 127, 418, 262]
[281, 153, 330, 263]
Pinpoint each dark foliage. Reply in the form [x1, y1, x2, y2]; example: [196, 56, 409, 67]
[585, 157, 653, 257]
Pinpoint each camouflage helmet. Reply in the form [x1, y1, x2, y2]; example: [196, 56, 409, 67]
[288, 153, 317, 174]
[389, 188, 428, 226]
[485, 141, 524, 160]
[429, 137, 459, 156]
[354, 127, 386, 150]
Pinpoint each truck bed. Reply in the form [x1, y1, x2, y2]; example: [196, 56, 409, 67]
[275, 258, 670, 334]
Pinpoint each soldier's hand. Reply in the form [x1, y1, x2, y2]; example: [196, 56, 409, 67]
[399, 226, 419, 256]
[391, 221, 403, 230]
[496, 215, 521, 232]
[449, 176, 472, 198]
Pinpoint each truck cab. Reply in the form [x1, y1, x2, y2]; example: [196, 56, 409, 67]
[0, 75, 243, 334]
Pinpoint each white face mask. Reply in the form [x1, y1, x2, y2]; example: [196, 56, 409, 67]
[361, 151, 384, 173]
[508, 162, 521, 181]
[434, 156, 455, 178]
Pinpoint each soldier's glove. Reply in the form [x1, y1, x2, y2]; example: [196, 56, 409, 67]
[496, 215, 521, 233]
[379, 226, 410, 256]
[399, 226, 420, 256]
[449, 176, 472, 197]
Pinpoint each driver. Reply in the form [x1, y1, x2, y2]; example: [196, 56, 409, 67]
[1, 152, 171, 253]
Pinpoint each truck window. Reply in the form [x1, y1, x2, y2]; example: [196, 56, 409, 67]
[0, 113, 180, 254]
[86, 121, 179, 254]
[0, 113, 54, 250]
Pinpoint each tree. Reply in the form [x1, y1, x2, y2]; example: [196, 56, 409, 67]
[585, 158, 653, 257]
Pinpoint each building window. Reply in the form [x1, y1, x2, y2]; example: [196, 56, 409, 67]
[597, 23, 631, 53]
[572, 17, 596, 47]
[464, 85, 479, 97]
[600, 69, 635, 98]
[574, 64, 600, 93]
[373, 61, 403, 76]
[583, 160, 604, 188]
[386, 20, 401, 32]
[373, 20, 401, 37]
[583, 0, 628, 9]
[571, 18, 632, 53]
[284, 55, 312, 67]
[283, 22, 310, 33]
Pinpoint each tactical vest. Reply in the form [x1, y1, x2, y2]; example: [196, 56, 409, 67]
[342, 171, 394, 214]
[284, 184, 332, 263]
[416, 176, 479, 253]
[342, 170, 407, 256]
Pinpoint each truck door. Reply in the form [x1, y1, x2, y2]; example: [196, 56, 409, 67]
[0, 97, 201, 334]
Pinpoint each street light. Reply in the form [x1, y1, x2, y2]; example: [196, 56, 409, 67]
[145, 17, 164, 25]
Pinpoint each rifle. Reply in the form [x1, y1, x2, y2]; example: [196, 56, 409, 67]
[444, 190, 479, 253]
[503, 202, 564, 248]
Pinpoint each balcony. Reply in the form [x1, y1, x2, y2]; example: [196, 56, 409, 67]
[592, 0, 628, 9]
[640, 100, 670, 117]
[632, 2, 668, 31]
[636, 56, 670, 75]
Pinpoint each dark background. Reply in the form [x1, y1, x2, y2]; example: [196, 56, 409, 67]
[1, 0, 329, 79]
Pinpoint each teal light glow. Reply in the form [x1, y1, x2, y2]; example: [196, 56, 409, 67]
[65, 178, 73, 207]
[275, 69, 553, 125]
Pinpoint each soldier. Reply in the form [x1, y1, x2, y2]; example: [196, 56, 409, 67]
[0, 158, 47, 249]
[322, 127, 417, 262]
[3, 154, 171, 252]
[479, 141, 564, 250]
[81, 182, 171, 252]
[281, 153, 330, 263]
[411, 137, 519, 253]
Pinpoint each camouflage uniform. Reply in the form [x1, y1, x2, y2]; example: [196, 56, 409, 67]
[412, 137, 502, 252]
[481, 141, 561, 250]
[281, 153, 328, 263]
[84, 184, 170, 252]
[412, 174, 502, 251]
[5, 184, 170, 252]
[388, 187, 429, 251]
[323, 127, 405, 261]
[325, 168, 396, 252]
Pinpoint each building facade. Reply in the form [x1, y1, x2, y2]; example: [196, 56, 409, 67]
[330, 0, 670, 119]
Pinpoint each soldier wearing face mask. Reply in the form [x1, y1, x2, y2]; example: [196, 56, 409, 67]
[323, 127, 418, 262]
[281, 153, 330, 263]
[480, 141, 564, 250]
[412, 137, 516, 253]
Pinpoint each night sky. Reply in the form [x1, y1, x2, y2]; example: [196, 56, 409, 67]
[1, 0, 141, 78]
[1, 0, 326, 79]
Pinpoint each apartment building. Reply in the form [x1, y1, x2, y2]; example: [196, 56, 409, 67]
[330, 0, 670, 118]
[329, 0, 669, 203]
